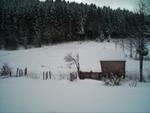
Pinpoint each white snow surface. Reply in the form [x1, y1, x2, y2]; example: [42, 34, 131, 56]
[0, 40, 149, 78]
[0, 78, 150, 113]
[0, 78, 150, 112]
[0, 40, 150, 112]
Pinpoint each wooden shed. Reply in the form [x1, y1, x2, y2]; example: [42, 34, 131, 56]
[100, 61, 126, 78]
[79, 43, 126, 80]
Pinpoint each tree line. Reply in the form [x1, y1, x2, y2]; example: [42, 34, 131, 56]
[0, 0, 144, 49]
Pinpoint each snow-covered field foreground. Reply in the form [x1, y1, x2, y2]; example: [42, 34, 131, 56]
[0, 78, 150, 112]
[0, 40, 150, 112]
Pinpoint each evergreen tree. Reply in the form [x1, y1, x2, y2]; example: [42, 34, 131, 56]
[0, 0, 143, 49]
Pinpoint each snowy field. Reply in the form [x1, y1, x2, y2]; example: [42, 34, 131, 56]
[0, 40, 150, 112]
[0, 78, 150, 112]
[0, 40, 150, 78]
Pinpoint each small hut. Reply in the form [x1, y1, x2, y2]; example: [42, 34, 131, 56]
[100, 60, 126, 78]
[79, 43, 126, 80]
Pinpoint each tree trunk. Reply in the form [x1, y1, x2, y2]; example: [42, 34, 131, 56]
[130, 40, 133, 58]
[139, 53, 143, 82]
[122, 39, 125, 51]
[139, 30, 144, 82]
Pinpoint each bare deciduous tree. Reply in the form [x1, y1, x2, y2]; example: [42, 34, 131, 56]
[134, 0, 149, 82]
[64, 53, 80, 78]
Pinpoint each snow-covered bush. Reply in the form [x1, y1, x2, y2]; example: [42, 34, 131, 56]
[128, 76, 138, 87]
[102, 73, 122, 86]
[129, 80, 137, 87]
[0, 63, 12, 76]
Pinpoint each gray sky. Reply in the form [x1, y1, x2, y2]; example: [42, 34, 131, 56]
[39, 0, 139, 11]
[66, 0, 139, 11]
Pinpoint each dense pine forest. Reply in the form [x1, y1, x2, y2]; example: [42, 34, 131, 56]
[0, 0, 143, 49]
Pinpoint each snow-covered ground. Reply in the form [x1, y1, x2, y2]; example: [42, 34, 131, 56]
[0, 78, 150, 112]
[0, 40, 150, 78]
[0, 40, 150, 112]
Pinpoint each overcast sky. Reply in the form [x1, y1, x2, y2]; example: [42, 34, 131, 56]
[39, 0, 139, 11]
[66, 0, 139, 11]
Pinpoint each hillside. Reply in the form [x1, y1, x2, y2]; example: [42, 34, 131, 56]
[0, 40, 150, 79]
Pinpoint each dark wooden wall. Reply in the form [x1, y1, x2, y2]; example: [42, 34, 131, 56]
[100, 61, 126, 78]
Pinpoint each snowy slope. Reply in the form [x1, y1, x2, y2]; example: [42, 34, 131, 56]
[0, 41, 80, 78]
[0, 40, 149, 78]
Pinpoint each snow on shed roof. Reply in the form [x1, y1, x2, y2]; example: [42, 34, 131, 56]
[79, 43, 126, 72]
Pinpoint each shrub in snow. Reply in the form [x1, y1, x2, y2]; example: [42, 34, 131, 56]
[0, 63, 12, 76]
[128, 76, 138, 87]
[129, 79, 138, 87]
[129, 80, 137, 87]
[102, 73, 122, 86]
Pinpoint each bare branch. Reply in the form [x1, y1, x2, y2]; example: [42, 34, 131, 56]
[64, 53, 80, 77]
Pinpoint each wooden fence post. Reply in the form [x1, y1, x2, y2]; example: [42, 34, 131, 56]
[43, 72, 45, 80]
[46, 71, 48, 80]
[16, 68, 19, 77]
[9, 71, 11, 77]
[49, 71, 51, 79]
[19, 69, 23, 77]
[21, 69, 23, 76]
[19, 69, 21, 77]
[24, 67, 27, 76]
